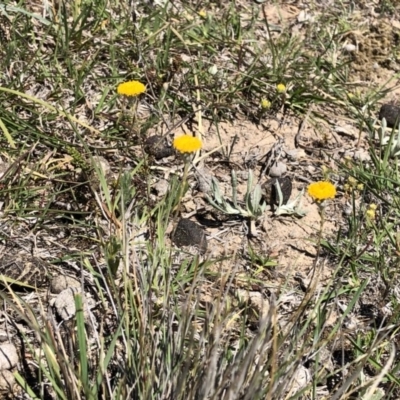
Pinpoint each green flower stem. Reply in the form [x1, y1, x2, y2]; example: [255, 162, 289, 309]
[285, 200, 326, 331]
[121, 97, 138, 126]
[316, 201, 325, 253]
[130, 98, 138, 124]
[173, 155, 190, 220]
[307, 201, 326, 294]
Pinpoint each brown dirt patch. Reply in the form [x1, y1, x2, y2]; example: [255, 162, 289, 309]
[167, 114, 341, 283]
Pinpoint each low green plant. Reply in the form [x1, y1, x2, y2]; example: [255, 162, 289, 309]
[207, 171, 307, 219]
[274, 181, 307, 217]
[374, 117, 400, 158]
[207, 169, 266, 219]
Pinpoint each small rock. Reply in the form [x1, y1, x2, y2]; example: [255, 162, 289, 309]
[144, 135, 174, 159]
[89, 156, 114, 190]
[180, 54, 192, 63]
[50, 275, 81, 294]
[297, 10, 313, 22]
[334, 124, 356, 138]
[195, 167, 214, 195]
[0, 370, 15, 391]
[172, 218, 207, 253]
[93, 156, 111, 176]
[0, 331, 9, 343]
[379, 104, 400, 128]
[269, 162, 287, 177]
[344, 314, 359, 331]
[307, 165, 316, 174]
[286, 365, 311, 396]
[153, 179, 169, 196]
[285, 148, 306, 161]
[354, 149, 370, 162]
[316, 347, 334, 373]
[51, 287, 93, 321]
[343, 202, 353, 216]
[0, 344, 18, 370]
[342, 43, 356, 53]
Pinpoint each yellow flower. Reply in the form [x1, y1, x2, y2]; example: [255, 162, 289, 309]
[117, 80, 146, 97]
[276, 83, 286, 93]
[198, 9, 207, 18]
[356, 183, 364, 191]
[347, 176, 357, 186]
[173, 135, 202, 153]
[307, 181, 336, 202]
[366, 209, 375, 220]
[369, 203, 377, 211]
[260, 99, 271, 109]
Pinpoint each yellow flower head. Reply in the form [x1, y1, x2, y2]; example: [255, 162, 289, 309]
[307, 181, 336, 202]
[117, 80, 146, 97]
[260, 98, 271, 109]
[347, 176, 357, 187]
[173, 135, 202, 153]
[369, 203, 378, 211]
[366, 209, 376, 220]
[198, 9, 207, 18]
[276, 83, 286, 93]
[356, 183, 364, 191]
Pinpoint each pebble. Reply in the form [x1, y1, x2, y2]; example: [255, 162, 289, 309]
[379, 104, 400, 128]
[92, 156, 111, 176]
[307, 165, 316, 174]
[50, 275, 81, 294]
[269, 162, 287, 177]
[51, 287, 94, 321]
[195, 167, 214, 195]
[153, 179, 169, 196]
[0, 370, 15, 391]
[285, 149, 306, 161]
[0, 344, 18, 370]
[354, 149, 370, 162]
[343, 43, 356, 53]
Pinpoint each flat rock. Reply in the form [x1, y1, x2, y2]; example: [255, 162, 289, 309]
[51, 287, 94, 321]
[144, 135, 174, 159]
[172, 218, 207, 253]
